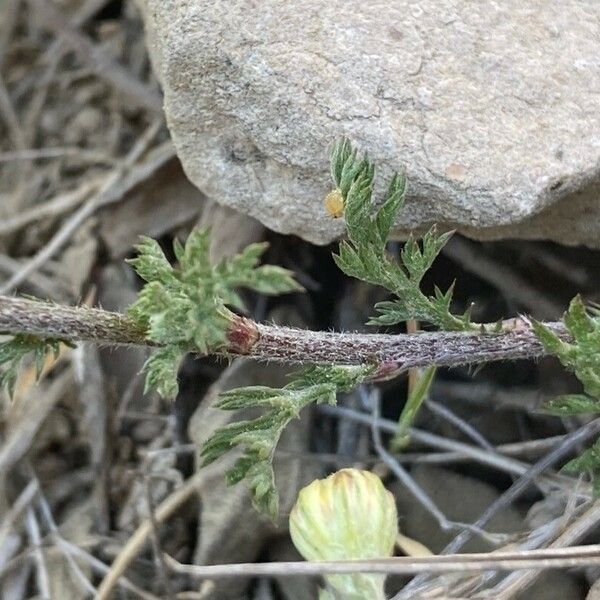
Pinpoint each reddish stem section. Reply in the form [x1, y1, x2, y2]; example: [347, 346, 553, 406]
[227, 315, 260, 354]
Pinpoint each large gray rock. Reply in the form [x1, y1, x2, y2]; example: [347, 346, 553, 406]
[138, 0, 600, 246]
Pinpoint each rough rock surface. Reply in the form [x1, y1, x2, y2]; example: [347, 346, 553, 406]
[138, 0, 600, 246]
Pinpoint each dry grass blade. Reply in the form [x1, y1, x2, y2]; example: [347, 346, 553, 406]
[0, 147, 115, 164]
[0, 0, 21, 70]
[164, 544, 600, 579]
[0, 371, 74, 474]
[24, 508, 50, 599]
[369, 390, 503, 542]
[393, 418, 600, 599]
[0, 72, 26, 155]
[319, 404, 581, 491]
[53, 538, 161, 600]
[95, 471, 205, 600]
[475, 501, 600, 599]
[27, 0, 163, 115]
[0, 123, 170, 294]
[34, 491, 97, 598]
[0, 255, 60, 298]
[0, 479, 39, 568]
[143, 476, 175, 599]
[0, 177, 103, 236]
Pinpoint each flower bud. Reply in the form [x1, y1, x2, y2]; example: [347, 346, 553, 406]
[324, 188, 345, 218]
[290, 468, 398, 600]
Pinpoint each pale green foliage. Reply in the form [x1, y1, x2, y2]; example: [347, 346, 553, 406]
[201, 365, 374, 519]
[562, 437, 600, 496]
[533, 295, 600, 489]
[199, 139, 478, 519]
[127, 229, 301, 398]
[545, 394, 600, 416]
[533, 295, 600, 402]
[0, 334, 63, 397]
[330, 138, 473, 331]
[143, 346, 182, 399]
[391, 366, 436, 450]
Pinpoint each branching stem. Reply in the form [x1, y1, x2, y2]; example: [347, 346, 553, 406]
[0, 295, 567, 377]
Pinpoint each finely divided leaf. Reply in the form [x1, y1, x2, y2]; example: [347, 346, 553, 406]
[531, 320, 571, 358]
[142, 346, 183, 399]
[201, 365, 373, 520]
[127, 228, 301, 398]
[293, 364, 375, 391]
[534, 296, 600, 400]
[329, 138, 472, 331]
[376, 173, 406, 244]
[534, 295, 600, 493]
[563, 438, 600, 475]
[0, 335, 63, 398]
[545, 394, 600, 416]
[127, 237, 175, 285]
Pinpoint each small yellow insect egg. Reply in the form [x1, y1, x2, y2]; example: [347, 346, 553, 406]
[324, 189, 345, 218]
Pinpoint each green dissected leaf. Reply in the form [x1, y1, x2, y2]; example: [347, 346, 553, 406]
[563, 437, 600, 475]
[176, 228, 211, 276]
[216, 242, 302, 300]
[545, 394, 600, 416]
[534, 296, 600, 400]
[328, 138, 473, 332]
[293, 364, 375, 391]
[531, 320, 571, 359]
[376, 173, 406, 243]
[0, 334, 64, 397]
[243, 265, 302, 295]
[127, 229, 301, 398]
[127, 237, 176, 285]
[201, 364, 374, 519]
[142, 346, 183, 399]
[560, 434, 600, 495]
[534, 296, 600, 495]
[564, 436, 600, 498]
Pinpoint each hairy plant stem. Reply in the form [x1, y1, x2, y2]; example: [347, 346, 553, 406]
[0, 295, 567, 377]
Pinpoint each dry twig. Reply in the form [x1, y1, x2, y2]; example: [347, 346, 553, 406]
[96, 471, 205, 600]
[27, 0, 163, 115]
[0, 177, 102, 237]
[24, 508, 50, 600]
[0, 124, 171, 293]
[164, 544, 600, 579]
[393, 418, 600, 599]
[476, 501, 600, 599]
[369, 388, 505, 542]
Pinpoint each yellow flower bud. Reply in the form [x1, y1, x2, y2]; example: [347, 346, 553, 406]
[290, 468, 398, 600]
[324, 188, 345, 218]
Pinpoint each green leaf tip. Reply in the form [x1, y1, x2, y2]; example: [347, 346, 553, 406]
[534, 296, 600, 400]
[392, 365, 436, 451]
[329, 138, 472, 331]
[561, 433, 600, 498]
[0, 334, 65, 398]
[562, 436, 600, 476]
[544, 394, 600, 416]
[535, 296, 600, 495]
[142, 346, 182, 399]
[200, 364, 374, 520]
[127, 228, 301, 399]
